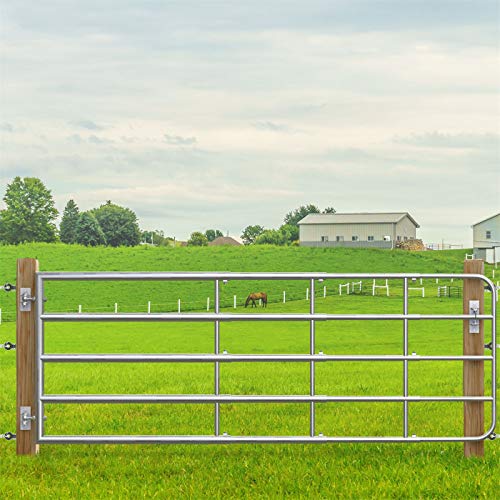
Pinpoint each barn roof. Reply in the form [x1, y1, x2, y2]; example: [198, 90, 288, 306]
[298, 212, 420, 227]
[471, 213, 500, 227]
[208, 236, 242, 246]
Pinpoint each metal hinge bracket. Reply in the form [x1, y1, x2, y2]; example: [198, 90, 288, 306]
[19, 288, 36, 312]
[469, 300, 480, 334]
[20, 406, 36, 430]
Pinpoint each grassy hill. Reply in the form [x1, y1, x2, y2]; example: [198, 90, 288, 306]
[0, 243, 498, 497]
[0, 243, 476, 322]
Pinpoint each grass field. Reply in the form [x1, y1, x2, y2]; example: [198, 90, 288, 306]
[0, 244, 498, 498]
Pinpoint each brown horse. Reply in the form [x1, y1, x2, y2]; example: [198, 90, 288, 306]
[245, 292, 268, 308]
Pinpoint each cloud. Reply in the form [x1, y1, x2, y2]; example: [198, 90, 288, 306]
[88, 134, 114, 145]
[163, 134, 197, 146]
[0, 123, 14, 132]
[252, 121, 292, 133]
[394, 132, 500, 149]
[70, 119, 105, 131]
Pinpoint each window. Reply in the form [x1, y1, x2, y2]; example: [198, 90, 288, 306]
[336, 236, 344, 242]
[486, 231, 491, 239]
[404, 236, 408, 241]
[383, 235, 391, 241]
[321, 236, 329, 242]
[368, 236, 374, 241]
[352, 235, 359, 241]
[397, 236, 401, 241]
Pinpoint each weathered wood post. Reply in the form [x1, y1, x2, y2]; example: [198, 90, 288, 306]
[463, 259, 485, 457]
[16, 258, 39, 455]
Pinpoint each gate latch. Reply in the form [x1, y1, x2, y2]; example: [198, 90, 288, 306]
[1, 432, 16, 441]
[19, 288, 36, 312]
[469, 300, 480, 334]
[20, 407, 36, 430]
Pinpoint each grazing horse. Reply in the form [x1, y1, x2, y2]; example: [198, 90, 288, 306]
[245, 292, 268, 308]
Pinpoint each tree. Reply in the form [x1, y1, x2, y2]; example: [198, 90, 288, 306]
[0, 177, 58, 244]
[75, 212, 106, 246]
[59, 199, 80, 244]
[241, 225, 265, 245]
[283, 204, 320, 227]
[323, 207, 336, 214]
[279, 223, 299, 243]
[187, 231, 208, 246]
[91, 201, 141, 247]
[205, 229, 223, 242]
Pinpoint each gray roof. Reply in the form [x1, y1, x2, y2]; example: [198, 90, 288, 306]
[298, 212, 420, 227]
[471, 213, 500, 227]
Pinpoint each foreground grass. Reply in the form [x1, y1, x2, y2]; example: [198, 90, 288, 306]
[0, 293, 498, 498]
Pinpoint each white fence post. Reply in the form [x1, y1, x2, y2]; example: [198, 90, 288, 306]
[372, 279, 389, 296]
[114, 303, 118, 313]
[148, 301, 151, 314]
[207, 297, 210, 311]
[178, 299, 181, 313]
[78, 304, 82, 314]
[323, 285, 326, 298]
[306, 288, 309, 300]
[233, 295, 237, 309]
[283, 291, 286, 303]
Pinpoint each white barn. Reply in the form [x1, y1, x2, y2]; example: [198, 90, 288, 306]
[298, 212, 419, 249]
[472, 213, 500, 263]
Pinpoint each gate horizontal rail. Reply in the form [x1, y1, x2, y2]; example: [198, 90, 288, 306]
[41, 395, 493, 403]
[13, 268, 496, 453]
[40, 313, 494, 321]
[41, 354, 492, 362]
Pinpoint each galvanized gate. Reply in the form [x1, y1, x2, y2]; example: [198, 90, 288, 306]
[23, 270, 495, 446]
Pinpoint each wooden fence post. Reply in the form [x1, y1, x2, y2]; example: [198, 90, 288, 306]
[16, 258, 39, 455]
[463, 259, 484, 457]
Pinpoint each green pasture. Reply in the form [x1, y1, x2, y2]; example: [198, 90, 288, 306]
[0, 244, 498, 497]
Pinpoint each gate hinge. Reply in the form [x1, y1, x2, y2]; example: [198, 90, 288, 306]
[19, 288, 36, 312]
[20, 407, 36, 430]
[1, 283, 16, 292]
[0, 342, 16, 351]
[1, 432, 16, 441]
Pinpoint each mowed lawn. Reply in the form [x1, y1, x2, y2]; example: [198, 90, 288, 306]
[0, 288, 498, 497]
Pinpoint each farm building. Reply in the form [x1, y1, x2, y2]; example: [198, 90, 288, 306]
[298, 212, 419, 249]
[472, 213, 500, 263]
[208, 236, 242, 246]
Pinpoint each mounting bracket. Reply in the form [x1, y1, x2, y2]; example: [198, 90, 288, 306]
[469, 300, 480, 334]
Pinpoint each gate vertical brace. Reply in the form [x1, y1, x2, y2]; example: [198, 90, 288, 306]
[463, 260, 484, 457]
[310, 279, 315, 437]
[403, 278, 409, 437]
[16, 258, 39, 455]
[214, 279, 220, 436]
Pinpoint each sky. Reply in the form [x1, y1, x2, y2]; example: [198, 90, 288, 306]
[0, 0, 499, 245]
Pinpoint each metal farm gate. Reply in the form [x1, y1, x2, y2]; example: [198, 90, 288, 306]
[3, 259, 498, 457]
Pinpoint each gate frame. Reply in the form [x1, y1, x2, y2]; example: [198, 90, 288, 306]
[15, 259, 496, 457]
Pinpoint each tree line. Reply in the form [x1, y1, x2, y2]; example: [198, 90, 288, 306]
[0, 177, 335, 247]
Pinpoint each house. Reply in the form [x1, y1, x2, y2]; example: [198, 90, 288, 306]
[298, 212, 419, 249]
[208, 236, 242, 246]
[472, 213, 500, 263]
